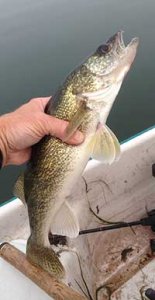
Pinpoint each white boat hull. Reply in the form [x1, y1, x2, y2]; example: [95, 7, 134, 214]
[1, 127, 155, 299]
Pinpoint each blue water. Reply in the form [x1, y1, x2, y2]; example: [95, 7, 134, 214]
[0, 0, 155, 202]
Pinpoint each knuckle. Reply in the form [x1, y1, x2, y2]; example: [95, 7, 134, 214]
[29, 98, 39, 104]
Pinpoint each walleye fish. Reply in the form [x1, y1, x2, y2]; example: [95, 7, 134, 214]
[14, 31, 139, 280]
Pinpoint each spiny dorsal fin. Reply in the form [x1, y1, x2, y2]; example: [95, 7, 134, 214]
[13, 173, 26, 205]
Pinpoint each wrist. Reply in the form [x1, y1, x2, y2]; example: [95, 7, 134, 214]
[0, 116, 8, 167]
[0, 149, 3, 169]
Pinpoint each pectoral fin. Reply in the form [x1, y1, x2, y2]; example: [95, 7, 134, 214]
[63, 100, 90, 142]
[88, 124, 120, 164]
[13, 173, 26, 205]
[50, 201, 79, 238]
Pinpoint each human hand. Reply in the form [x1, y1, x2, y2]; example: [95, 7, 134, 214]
[0, 97, 84, 166]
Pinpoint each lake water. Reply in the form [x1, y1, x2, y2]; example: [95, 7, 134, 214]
[0, 0, 155, 203]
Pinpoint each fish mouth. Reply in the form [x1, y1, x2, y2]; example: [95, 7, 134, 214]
[103, 31, 139, 79]
[106, 31, 125, 50]
[106, 31, 139, 53]
[80, 31, 139, 106]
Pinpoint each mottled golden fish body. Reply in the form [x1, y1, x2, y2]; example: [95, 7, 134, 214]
[14, 32, 139, 279]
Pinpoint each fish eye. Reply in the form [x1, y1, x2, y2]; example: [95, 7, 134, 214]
[97, 43, 111, 54]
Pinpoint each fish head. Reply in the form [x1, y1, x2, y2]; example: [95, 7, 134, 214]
[81, 31, 139, 121]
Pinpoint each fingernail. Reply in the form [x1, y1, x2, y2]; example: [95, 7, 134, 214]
[74, 131, 84, 143]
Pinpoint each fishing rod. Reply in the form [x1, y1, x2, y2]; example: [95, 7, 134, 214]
[79, 209, 155, 235]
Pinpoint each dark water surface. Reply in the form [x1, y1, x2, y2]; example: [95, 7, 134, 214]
[0, 0, 155, 203]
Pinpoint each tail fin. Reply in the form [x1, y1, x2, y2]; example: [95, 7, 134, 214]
[26, 236, 65, 280]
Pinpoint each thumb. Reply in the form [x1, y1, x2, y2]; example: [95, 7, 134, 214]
[43, 114, 84, 145]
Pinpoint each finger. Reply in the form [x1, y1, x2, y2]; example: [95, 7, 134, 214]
[15, 97, 52, 115]
[66, 130, 84, 145]
[6, 148, 31, 166]
[29, 97, 51, 111]
[37, 97, 52, 110]
[43, 115, 84, 145]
